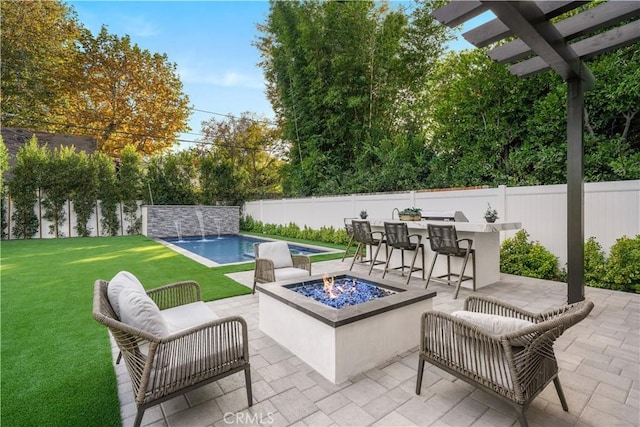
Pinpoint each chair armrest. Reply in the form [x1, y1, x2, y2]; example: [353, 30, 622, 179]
[147, 281, 201, 310]
[419, 309, 556, 400]
[464, 295, 540, 322]
[140, 316, 250, 403]
[292, 255, 311, 273]
[407, 233, 423, 244]
[254, 258, 276, 283]
[456, 238, 473, 249]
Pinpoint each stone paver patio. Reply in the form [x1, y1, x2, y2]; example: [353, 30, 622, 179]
[113, 259, 640, 427]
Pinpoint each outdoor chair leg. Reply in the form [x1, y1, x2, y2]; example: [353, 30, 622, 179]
[245, 365, 254, 407]
[453, 250, 471, 299]
[341, 234, 355, 262]
[133, 409, 145, 427]
[415, 358, 425, 394]
[382, 247, 395, 279]
[349, 243, 363, 271]
[424, 252, 439, 289]
[406, 246, 421, 285]
[369, 243, 383, 275]
[514, 405, 528, 427]
[553, 376, 569, 411]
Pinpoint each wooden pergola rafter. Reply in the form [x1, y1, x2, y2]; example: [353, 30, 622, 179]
[431, 1, 640, 303]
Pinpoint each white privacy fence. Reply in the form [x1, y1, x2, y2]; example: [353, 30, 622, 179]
[244, 180, 640, 266]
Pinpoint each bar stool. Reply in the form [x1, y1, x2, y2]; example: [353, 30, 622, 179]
[381, 222, 425, 285]
[349, 220, 386, 273]
[341, 218, 357, 262]
[425, 224, 476, 299]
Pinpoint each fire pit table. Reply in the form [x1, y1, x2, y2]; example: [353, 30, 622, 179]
[256, 271, 436, 384]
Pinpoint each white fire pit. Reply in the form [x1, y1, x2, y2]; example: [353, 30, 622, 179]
[257, 271, 436, 384]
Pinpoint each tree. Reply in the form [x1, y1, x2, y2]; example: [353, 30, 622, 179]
[0, 137, 9, 239]
[41, 145, 76, 237]
[93, 152, 119, 236]
[198, 112, 284, 202]
[144, 152, 200, 205]
[119, 145, 143, 234]
[0, 0, 82, 129]
[8, 137, 48, 238]
[255, 0, 453, 196]
[72, 151, 98, 237]
[62, 27, 191, 156]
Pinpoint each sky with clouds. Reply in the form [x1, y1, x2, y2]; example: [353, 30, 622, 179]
[67, 1, 484, 150]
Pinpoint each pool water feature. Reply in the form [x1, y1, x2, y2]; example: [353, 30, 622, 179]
[161, 235, 327, 265]
[286, 274, 394, 309]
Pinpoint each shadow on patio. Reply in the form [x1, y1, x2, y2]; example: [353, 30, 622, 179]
[114, 259, 639, 427]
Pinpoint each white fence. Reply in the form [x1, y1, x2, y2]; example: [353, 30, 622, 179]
[244, 180, 640, 266]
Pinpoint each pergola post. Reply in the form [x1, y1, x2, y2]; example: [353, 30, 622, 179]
[567, 78, 585, 304]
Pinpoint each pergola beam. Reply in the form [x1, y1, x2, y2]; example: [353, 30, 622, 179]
[488, 1, 640, 63]
[431, 1, 487, 27]
[508, 20, 640, 77]
[464, 1, 588, 48]
[481, 1, 595, 88]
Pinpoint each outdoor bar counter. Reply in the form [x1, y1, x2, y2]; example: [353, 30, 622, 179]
[368, 219, 522, 288]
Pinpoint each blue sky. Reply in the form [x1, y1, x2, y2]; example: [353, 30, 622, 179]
[68, 1, 488, 150]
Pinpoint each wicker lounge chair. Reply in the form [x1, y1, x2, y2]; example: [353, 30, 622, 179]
[416, 295, 593, 427]
[93, 276, 252, 427]
[253, 241, 311, 293]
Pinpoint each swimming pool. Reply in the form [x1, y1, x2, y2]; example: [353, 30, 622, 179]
[161, 235, 329, 265]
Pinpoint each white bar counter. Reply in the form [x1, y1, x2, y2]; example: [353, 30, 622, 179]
[367, 219, 522, 288]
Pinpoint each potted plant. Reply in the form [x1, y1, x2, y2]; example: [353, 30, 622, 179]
[359, 210, 368, 219]
[399, 207, 422, 221]
[484, 203, 499, 223]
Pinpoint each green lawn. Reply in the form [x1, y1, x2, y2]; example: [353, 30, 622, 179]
[0, 235, 345, 426]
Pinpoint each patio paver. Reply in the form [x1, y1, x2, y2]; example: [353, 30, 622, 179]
[112, 259, 640, 427]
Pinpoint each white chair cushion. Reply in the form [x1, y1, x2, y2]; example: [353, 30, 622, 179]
[451, 311, 534, 336]
[274, 267, 310, 282]
[161, 302, 219, 334]
[108, 271, 146, 318]
[258, 241, 293, 268]
[119, 287, 169, 338]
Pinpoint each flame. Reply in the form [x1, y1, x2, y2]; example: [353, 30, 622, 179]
[323, 273, 338, 298]
[323, 274, 359, 299]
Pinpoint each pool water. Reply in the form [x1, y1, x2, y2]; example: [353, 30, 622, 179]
[162, 235, 327, 265]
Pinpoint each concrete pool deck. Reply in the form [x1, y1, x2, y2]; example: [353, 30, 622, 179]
[112, 259, 640, 427]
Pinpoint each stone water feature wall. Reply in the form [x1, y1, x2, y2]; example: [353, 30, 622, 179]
[141, 205, 240, 238]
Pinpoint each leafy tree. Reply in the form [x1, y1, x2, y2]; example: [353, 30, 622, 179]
[62, 26, 191, 156]
[119, 145, 143, 234]
[256, 0, 452, 196]
[8, 137, 48, 238]
[0, 0, 82, 129]
[144, 152, 199, 205]
[72, 151, 98, 237]
[93, 152, 119, 236]
[41, 145, 76, 237]
[198, 112, 284, 201]
[0, 137, 9, 238]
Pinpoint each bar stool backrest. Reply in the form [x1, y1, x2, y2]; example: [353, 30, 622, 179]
[384, 222, 413, 249]
[427, 224, 462, 255]
[352, 220, 376, 245]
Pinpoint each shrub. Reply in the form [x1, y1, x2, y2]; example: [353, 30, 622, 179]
[500, 230, 560, 280]
[240, 215, 350, 246]
[584, 237, 607, 288]
[603, 235, 640, 293]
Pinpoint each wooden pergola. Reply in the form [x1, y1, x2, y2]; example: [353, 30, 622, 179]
[431, 1, 640, 303]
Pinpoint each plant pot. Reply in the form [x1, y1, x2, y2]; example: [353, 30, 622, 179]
[400, 214, 422, 221]
[485, 217, 496, 223]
